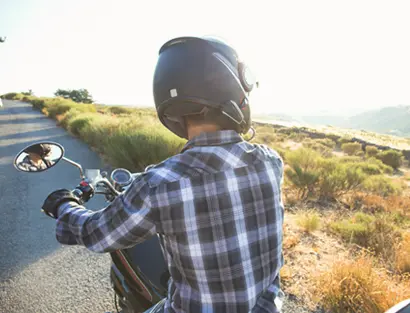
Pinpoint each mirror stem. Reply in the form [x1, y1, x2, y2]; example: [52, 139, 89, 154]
[62, 157, 85, 179]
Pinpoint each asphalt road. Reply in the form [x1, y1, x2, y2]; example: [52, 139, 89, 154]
[0, 100, 116, 312]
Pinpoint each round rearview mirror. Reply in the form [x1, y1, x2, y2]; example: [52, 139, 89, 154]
[14, 142, 64, 173]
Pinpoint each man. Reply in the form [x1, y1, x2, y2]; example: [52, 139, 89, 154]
[18, 143, 54, 172]
[42, 36, 285, 312]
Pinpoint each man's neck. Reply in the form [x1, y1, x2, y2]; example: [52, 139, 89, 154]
[187, 125, 222, 140]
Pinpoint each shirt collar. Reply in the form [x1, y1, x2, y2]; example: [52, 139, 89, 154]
[181, 130, 243, 152]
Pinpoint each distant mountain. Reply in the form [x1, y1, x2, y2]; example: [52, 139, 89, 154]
[255, 105, 410, 137]
[346, 105, 410, 136]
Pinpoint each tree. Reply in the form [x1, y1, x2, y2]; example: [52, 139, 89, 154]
[22, 89, 34, 96]
[54, 88, 94, 103]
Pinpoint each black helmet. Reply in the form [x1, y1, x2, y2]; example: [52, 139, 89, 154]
[153, 36, 257, 139]
[24, 144, 52, 157]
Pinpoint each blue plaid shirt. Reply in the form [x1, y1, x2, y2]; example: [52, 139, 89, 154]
[57, 130, 285, 313]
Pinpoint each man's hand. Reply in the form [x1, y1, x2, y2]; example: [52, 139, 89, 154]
[72, 181, 94, 203]
[42, 189, 80, 219]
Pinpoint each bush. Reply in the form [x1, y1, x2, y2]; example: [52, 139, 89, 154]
[102, 125, 186, 171]
[303, 139, 333, 157]
[363, 175, 402, 197]
[288, 132, 308, 142]
[105, 106, 136, 115]
[344, 159, 392, 176]
[317, 158, 367, 201]
[338, 156, 393, 175]
[46, 100, 76, 118]
[296, 210, 321, 233]
[367, 157, 394, 174]
[68, 113, 99, 136]
[376, 150, 403, 170]
[314, 256, 410, 313]
[365, 145, 379, 158]
[255, 132, 277, 146]
[341, 142, 363, 156]
[337, 136, 352, 146]
[329, 213, 400, 259]
[31, 98, 47, 110]
[284, 148, 321, 199]
[329, 217, 373, 247]
[1, 92, 18, 99]
[285, 148, 368, 201]
[46, 99, 96, 119]
[316, 138, 336, 149]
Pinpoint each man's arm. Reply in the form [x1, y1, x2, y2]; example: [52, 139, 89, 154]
[56, 176, 157, 253]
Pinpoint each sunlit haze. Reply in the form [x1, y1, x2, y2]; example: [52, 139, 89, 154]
[1, 0, 410, 116]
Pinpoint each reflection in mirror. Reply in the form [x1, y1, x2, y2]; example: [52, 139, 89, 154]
[14, 142, 64, 173]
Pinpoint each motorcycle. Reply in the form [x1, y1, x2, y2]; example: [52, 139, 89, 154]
[14, 141, 410, 313]
[14, 141, 169, 313]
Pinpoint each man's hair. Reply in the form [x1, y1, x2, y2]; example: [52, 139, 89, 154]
[184, 111, 230, 131]
[24, 144, 52, 157]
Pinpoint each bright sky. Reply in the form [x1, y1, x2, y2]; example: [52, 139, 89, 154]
[1, 0, 410, 115]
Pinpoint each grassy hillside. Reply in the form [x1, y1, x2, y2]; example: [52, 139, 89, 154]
[347, 105, 410, 136]
[1, 93, 186, 171]
[4, 92, 410, 312]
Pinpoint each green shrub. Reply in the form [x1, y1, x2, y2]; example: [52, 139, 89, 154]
[376, 150, 403, 170]
[1, 92, 18, 99]
[105, 106, 136, 115]
[338, 156, 363, 163]
[317, 158, 367, 201]
[12, 93, 25, 100]
[31, 98, 47, 110]
[367, 157, 394, 174]
[303, 139, 333, 157]
[256, 132, 277, 145]
[285, 148, 369, 201]
[363, 175, 402, 197]
[365, 146, 379, 158]
[337, 136, 352, 146]
[342, 142, 363, 156]
[22, 95, 36, 103]
[330, 219, 372, 247]
[316, 138, 337, 149]
[329, 213, 400, 259]
[46, 100, 76, 118]
[342, 158, 392, 176]
[288, 132, 308, 142]
[102, 125, 186, 171]
[339, 157, 392, 175]
[68, 113, 99, 136]
[284, 148, 321, 199]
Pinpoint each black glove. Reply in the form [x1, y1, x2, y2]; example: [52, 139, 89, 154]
[42, 189, 80, 219]
[72, 180, 95, 204]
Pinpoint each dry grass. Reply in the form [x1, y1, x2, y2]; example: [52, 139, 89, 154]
[295, 210, 321, 233]
[12, 94, 186, 171]
[313, 255, 410, 313]
[396, 232, 410, 274]
[350, 194, 410, 226]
